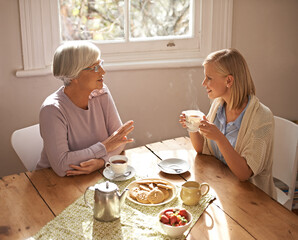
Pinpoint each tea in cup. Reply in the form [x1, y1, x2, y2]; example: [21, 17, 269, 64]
[105, 155, 128, 175]
[180, 181, 210, 206]
[182, 110, 205, 132]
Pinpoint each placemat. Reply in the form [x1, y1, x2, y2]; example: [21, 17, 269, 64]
[28, 177, 215, 240]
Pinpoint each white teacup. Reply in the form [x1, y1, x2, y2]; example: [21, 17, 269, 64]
[182, 110, 205, 132]
[105, 155, 128, 175]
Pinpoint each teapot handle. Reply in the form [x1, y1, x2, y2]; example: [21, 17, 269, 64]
[84, 186, 93, 211]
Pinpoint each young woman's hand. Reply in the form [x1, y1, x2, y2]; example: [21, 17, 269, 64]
[179, 113, 187, 128]
[199, 116, 224, 142]
[66, 158, 105, 176]
[103, 120, 134, 153]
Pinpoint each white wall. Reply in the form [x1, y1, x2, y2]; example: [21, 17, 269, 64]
[232, 0, 298, 119]
[1, 0, 297, 177]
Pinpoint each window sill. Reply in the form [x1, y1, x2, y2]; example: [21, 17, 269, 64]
[105, 58, 204, 71]
[16, 58, 204, 77]
[16, 66, 52, 77]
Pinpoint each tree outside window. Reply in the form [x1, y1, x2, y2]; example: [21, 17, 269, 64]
[59, 0, 191, 42]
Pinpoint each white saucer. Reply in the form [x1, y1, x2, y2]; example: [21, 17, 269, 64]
[158, 158, 190, 174]
[103, 165, 135, 181]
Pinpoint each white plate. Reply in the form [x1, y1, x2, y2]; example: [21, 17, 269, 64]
[158, 158, 190, 174]
[103, 165, 135, 181]
[126, 178, 177, 206]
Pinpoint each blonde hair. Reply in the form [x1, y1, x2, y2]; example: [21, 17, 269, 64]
[53, 41, 100, 86]
[203, 48, 255, 110]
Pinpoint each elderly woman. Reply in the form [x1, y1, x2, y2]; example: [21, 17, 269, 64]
[180, 48, 276, 199]
[36, 41, 134, 177]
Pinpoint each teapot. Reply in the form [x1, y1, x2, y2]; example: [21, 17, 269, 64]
[84, 181, 128, 222]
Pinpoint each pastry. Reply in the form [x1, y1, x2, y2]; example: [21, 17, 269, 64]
[156, 183, 173, 190]
[136, 190, 150, 204]
[139, 184, 151, 192]
[147, 188, 165, 204]
[158, 187, 170, 199]
[129, 179, 174, 204]
[148, 183, 155, 190]
[152, 179, 169, 185]
[136, 179, 168, 185]
[135, 180, 155, 185]
[129, 187, 140, 200]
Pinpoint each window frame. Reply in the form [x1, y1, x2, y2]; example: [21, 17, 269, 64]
[17, 0, 233, 77]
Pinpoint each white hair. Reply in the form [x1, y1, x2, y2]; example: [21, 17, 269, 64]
[53, 41, 100, 86]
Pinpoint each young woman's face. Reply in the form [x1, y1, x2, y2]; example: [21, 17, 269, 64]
[76, 60, 105, 93]
[202, 63, 230, 100]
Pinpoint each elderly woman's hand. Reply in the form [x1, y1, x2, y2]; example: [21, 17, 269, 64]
[66, 158, 105, 176]
[103, 120, 134, 153]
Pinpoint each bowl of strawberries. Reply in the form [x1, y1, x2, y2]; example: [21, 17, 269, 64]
[158, 208, 193, 238]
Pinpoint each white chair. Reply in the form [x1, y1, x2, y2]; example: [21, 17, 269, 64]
[11, 124, 43, 171]
[272, 116, 298, 210]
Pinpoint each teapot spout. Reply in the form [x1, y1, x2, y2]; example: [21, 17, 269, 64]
[119, 188, 129, 206]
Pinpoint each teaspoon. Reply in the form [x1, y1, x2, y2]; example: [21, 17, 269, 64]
[157, 163, 183, 173]
[111, 171, 131, 180]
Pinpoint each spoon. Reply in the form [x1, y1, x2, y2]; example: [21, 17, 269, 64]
[158, 163, 183, 173]
[111, 171, 131, 180]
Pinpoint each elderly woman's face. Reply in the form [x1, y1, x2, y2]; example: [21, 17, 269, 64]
[76, 59, 105, 92]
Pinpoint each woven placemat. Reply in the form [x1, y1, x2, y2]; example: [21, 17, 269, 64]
[28, 177, 215, 240]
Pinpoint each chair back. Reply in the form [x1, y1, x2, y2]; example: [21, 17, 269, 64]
[11, 124, 43, 171]
[272, 116, 298, 210]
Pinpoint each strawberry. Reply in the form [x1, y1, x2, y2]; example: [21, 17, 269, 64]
[178, 209, 188, 219]
[170, 215, 178, 225]
[179, 220, 187, 226]
[164, 208, 174, 213]
[164, 210, 174, 218]
[160, 215, 169, 224]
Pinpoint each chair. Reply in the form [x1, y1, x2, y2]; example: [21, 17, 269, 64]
[272, 116, 298, 210]
[11, 124, 43, 171]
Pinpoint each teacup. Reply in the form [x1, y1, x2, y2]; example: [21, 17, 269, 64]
[182, 110, 205, 132]
[105, 155, 128, 175]
[180, 181, 210, 206]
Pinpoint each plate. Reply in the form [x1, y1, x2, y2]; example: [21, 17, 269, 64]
[126, 178, 177, 206]
[103, 165, 135, 181]
[158, 158, 190, 174]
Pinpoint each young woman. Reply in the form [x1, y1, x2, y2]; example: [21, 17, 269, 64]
[37, 41, 134, 177]
[180, 48, 276, 199]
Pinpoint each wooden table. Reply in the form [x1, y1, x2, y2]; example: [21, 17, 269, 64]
[1, 137, 298, 240]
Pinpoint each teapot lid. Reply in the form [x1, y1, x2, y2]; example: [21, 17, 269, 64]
[96, 181, 118, 193]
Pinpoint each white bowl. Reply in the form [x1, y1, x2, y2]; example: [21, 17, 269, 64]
[158, 208, 193, 238]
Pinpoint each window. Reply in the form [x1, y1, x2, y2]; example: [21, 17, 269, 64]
[61, 0, 194, 41]
[60, 1, 194, 43]
[17, 0, 233, 77]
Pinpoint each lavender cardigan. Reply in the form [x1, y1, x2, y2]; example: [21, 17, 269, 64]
[36, 84, 123, 176]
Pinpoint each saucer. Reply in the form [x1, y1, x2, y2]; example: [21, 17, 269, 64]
[158, 158, 190, 174]
[103, 165, 135, 181]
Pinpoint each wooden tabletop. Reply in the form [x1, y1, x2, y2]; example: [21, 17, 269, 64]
[1, 137, 297, 240]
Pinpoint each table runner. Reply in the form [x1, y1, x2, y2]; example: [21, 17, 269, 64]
[28, 177, 215, 240]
